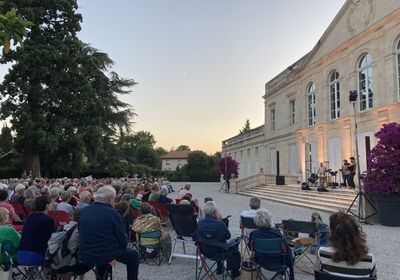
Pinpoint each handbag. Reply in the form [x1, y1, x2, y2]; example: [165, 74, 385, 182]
[240, 260, 260, 280]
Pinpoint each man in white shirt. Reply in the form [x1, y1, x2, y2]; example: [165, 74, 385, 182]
[240, 197, 261, 237]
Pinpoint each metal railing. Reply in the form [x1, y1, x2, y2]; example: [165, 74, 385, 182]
[235, 172, 301, 193]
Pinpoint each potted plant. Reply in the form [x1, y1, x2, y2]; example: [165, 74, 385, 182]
[217, 156, 239, 193]
[364, 122, 400, 226]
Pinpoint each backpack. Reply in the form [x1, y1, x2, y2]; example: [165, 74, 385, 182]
[46, 224, 78, 270]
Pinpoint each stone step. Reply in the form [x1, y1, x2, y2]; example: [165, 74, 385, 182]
[241, 189, 356, 209]
[255, 184, 357, 198]
[238, 192, 351, 213]
[245, 188, 357, 206]
[238, 184, 357, 213]
[249, 186, 357, 202]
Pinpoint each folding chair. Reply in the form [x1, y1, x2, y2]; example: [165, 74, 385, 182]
[314, 269, 370, 280]
[9, 202, 28, 220]
[282, 220, 318, 272]
[157, 203, 170, 225]
[251, 237, 291, 280]
[47, 210, 70, 231]
[194, 228, 232, 280]
[166, 204, 198, 264]
[138, 231, 165, 265]
[240, 216, 258, 258]
[0, 240, 26, 280]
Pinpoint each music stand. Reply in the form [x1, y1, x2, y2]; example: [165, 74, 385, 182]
[346, 90, 377, 222]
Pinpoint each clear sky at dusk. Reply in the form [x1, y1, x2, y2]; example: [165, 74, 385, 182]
[1, 0, 347, 154]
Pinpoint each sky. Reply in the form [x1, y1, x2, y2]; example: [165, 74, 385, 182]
[1, 0, 347, 154]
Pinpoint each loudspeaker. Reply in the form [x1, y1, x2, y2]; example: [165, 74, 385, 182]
[276, 151, 280, 176]
[365, 136, 371, 169]
[276, 175, 285, 185]
[349, 90, 358, 102]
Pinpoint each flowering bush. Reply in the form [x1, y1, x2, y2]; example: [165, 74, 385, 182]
[218, 156, 239, 181]
[364, 123, 400, 194]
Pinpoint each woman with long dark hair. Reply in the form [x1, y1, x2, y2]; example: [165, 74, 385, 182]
[318, 212, 376, 279]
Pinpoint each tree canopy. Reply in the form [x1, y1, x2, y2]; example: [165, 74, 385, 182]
[239, 119, 251, 134]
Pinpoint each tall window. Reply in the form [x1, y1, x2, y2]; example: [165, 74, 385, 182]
[358, 53, 373, 111]
[271, 109, 276, 130]
[307, 82, 316, 126]
[397, 40, 400, 99]
[329, 71, 340, 119]
[290, 100, 296, 125]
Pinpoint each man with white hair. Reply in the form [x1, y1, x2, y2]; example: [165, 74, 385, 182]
[240, 197, 261, 236]
[196, 201, 241, 277]
[11, 184, 26, 204]
[75, 191, 92, 209]
[79, 185, 139, 280]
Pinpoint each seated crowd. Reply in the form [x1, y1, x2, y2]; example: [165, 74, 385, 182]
[0, 177, 376, 280]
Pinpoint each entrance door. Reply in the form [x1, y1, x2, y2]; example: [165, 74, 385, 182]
[356, 132, 376, 173]
[289, 143, 297, 175]
[328, 137, 342, 172]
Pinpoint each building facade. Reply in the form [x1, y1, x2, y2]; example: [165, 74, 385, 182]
[161, 151, 190, 171]
[222, 0, 400, 182]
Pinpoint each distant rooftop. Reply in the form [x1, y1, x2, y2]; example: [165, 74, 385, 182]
[161, 150, 191, 159]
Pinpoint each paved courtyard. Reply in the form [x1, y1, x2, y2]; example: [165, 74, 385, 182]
[91, 182, 399, 279]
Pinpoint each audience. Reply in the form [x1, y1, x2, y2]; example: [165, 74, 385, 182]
[240, 197, 261, 236]
[57, 191, 74, 218]
[196, 201, 241, 278]
[157, 187, 173, 204]
[48, 187, 61, 211]
[79, 185, 140, 280]
[76, 191, 91, 209]
[0, 208, 21, 264]
[176, 184, 191, 200]
[18, 196, 55, 265]
[148, 183, 160, 202]
[23, 188, 36, 210]
[318, 212, 376, 279]
[249, 208, 294, 280]
[311, 212, 329, 247]
[11, 184, 26, 204]
[132, 203, 172, 259]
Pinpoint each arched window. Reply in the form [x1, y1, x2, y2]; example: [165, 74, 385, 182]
[397, 40, 400, 99]
[307, 82, 316, 126]
[329, 71, 340, 119]
[358, 53, 373, 111]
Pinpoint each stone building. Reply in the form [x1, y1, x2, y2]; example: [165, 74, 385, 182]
[222, 0, 400, 182]
[161, 150, 190, 171]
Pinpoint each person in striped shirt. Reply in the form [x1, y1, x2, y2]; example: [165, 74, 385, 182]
[318, 212, 376, 279]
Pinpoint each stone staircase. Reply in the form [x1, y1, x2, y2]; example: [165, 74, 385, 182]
[238, 184, 358, 213]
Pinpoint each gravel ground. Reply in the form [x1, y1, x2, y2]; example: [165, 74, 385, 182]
[88, 182, 399, 280]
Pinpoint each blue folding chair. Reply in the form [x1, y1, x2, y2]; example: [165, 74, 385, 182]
[251, 237, 291, 280]
[0, 240, 26, 280]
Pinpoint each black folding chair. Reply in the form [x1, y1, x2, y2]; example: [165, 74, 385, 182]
[240, 216, 258, 258]
[166, 204, 198, 264]
[194, 228, 232, 280]
[282, 220, 318, 272]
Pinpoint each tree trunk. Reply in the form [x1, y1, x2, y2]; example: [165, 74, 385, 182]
[22, 147, 41, 178]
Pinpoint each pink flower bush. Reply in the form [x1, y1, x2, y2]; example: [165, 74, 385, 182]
[218, 156, 239, 181]
[364, 123, 400, 194]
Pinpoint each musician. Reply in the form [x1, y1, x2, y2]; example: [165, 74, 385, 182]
[340, 160, 349, 187]
[317, 162, 327, 187]
[347, 157, 356, 189]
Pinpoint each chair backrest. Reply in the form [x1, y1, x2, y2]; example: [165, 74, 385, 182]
[47, 210, 70, 230]
[314, 270, 370, 280]
[139, 231, 162, 246]
[241, 216, 257, 229]
[157, 203, 169, 218]
[9, 202, 27, 220]
[166, 204, 197, 237]
[252, 237, 284, 255]
[1, 240, 14, 265]
[282, 220, 317, 234]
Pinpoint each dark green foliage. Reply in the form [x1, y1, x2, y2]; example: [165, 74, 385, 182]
[239, 119, 251, 134]
[176, 145, 190, 151]
[180, 151, 220, 182]
[0, 0, 135, 177]
[0, 126, 13, 153]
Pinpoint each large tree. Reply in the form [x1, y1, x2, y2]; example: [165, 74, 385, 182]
[0, 0, 135, 177]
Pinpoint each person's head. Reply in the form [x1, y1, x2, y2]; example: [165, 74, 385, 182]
[49, 187, 61, 201]
[160, 187, 168, 197]
[94, 185, 116, 205]
[151, 183, 160, 192]
[79, 191, 92, 203]
[350, 157, 355, 162]
[203, 201, 217, 216]
[204, 197, 213, 203]
[115, 201, 130, 216]
[184, 184, 191, 191]
[254, 208, 272, 229]
[120, 193, 132, 202]
[249, 197, 261, 210]
[320, 162, 323, 167]
[34, 196, 51, 212]
[140, 203, 152, 215]
[329, 212, 368, 265]
[15, 184, 26, 194]
[0, 208, 9, 225]
[181, 194, 192, 202]
[179, 199, 190, 205]
[0, 189, 8, 202]
[60, 191, 71, 202]
[24, 188, 35, 199]
[311, 212, 323, 226]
